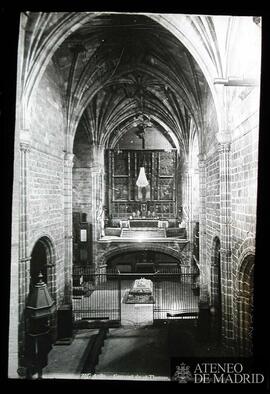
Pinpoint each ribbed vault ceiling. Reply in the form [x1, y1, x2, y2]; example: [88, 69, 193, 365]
[52, 13, 212, 155]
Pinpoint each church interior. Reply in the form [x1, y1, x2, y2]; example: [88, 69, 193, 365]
[8, 12, 262, 380]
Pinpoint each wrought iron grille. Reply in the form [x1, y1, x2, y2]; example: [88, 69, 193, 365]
[72, 266, 199, 327]
[72, 267, 121, 323]
[152, 266, 199, 321]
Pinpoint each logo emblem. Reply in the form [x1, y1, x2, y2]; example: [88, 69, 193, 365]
[172, 362, 194, 383]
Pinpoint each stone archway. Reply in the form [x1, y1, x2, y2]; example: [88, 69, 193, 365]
[30, 236, 55, 297]
[107, 250, 181, 273]
[29, 235, 57, 344]
[210, 236, 222, 343]
[102, 244, 183, 268]
[21, 13, 221, 138]
[237, 254, 255, 356]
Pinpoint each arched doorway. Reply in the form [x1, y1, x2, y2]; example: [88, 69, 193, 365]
[30, 237, 55, 292]
[211, 237, 222, 343]
[107, 250, 180, 273]
[29, 236, 57, 342]
[237, 254, 254, 357]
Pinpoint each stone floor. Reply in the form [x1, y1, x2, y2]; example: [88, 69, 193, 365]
[41, 280, 222, 381]
[41, 319, 224, 381]
[91, 321, 225, 381]
[93, 327, 170, 380]
[42, 329, 99, 379]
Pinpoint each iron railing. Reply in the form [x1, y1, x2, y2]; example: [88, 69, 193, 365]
[152, 268, 199, 321]
[73, 267, 121, 323]
[72, 266, 199, 326]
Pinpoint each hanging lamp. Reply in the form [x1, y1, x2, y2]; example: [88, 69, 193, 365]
[136, 125, 149, 187]
[136, 166, 149, 187]
[134, 81, 151, 188]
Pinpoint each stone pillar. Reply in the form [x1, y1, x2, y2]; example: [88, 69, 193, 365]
[97, 256, 107, 284]
[198, 153, 208, 303]
[64, 152, 74, 305]
[182, 160, 193, 243]
[192, 167, 200, 221]
[89, 144, 105, 271]
[18, 140, 32, 366]
[218, 141, 234, 350]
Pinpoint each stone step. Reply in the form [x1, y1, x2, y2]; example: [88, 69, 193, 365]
[121, 228, 166, 238]
[81, 328, 109, 374]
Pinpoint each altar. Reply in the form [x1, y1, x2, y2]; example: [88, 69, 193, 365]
[129, 219, 159, 228]
[129, 219, 168, 228]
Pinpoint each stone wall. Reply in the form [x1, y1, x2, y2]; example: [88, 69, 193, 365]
[27, 150, 65, 302]
[15, 58, 67, 368]
[229, 88, 259, 261]
[202, 88, 219, 157]
[27, 59, 66, 306]
[229, 87, 259, 349]
[205, 151, 221, 255]
[199, 85, 260, 350]
[230, 128, 258, 254]
[204, 151, 221, 299]
[197, 83, 260, 351]
[73, 125, 93, 220]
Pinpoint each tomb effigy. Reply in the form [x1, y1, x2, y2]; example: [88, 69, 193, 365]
[123, 278, 154, 304]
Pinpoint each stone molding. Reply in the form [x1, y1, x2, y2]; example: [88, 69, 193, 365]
[218, 141, 231, 153]
[101, 243, 186, 263]
[19, 256, 31, 263]
[198, 152, 206, 163]
[216, 130, 231, 145]
[20, 141, 31, 152]
[64, 152, 74, 167]
[28, 232, 56, 261]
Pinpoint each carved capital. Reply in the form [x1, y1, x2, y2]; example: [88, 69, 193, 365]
[218, 142, 231, 153]
[216, 130, 231, 145]
[20, 142, 31, 153]
[20, 128, 31, 143]
[90, 165, 104, 175]
[19, 256, 31, 264]
[64, 152, 74, 167]
[198, 157, 206, 170]
[197, 152, 206, 162]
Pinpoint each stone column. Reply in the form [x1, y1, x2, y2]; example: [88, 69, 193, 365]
[198, 153, 208, 303]
[18, 140, 31, 365]
[182, 160, 193, 242]
[218, 141, 234, 350]
[89, 144, 105, 271]
[64, 152, 74, 305]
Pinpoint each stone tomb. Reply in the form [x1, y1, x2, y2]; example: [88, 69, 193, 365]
[123, 278, 154, 304]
